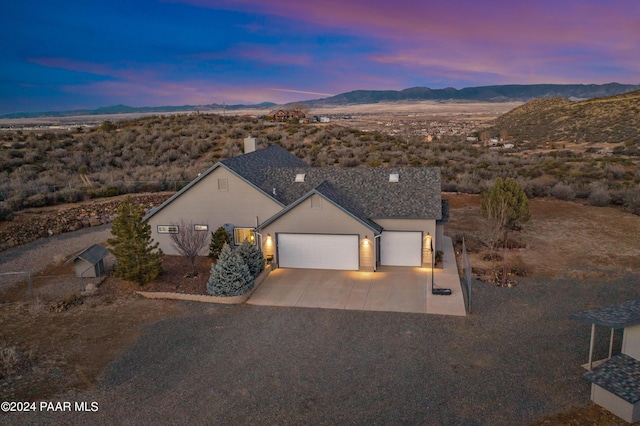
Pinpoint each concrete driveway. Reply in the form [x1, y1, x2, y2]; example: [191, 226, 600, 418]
[248, 236, 466, 316]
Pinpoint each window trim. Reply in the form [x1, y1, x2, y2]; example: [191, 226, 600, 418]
[158, 225, 179, 234]
[233, 228, 256, 245]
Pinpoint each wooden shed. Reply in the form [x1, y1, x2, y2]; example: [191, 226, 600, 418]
[66, 244, 109, 278]
[570, 299, 640, 423]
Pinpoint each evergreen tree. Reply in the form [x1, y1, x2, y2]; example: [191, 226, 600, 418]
[207, 243, 253, 296]
[237, 239, 265, 278]
[108, 196, 162, 285]
[481, 177, 530, 248]
[209, 226, 231, 259]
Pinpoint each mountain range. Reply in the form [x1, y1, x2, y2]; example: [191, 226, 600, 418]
[2, 83, 639, 119]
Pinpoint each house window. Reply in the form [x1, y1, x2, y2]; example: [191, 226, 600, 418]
[194, 224, 208, 231]
[217, 178, 228, 191]
[158, 225, 178, 234]
[234, 228, 256, 245]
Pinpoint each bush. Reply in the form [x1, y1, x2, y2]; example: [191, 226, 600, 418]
[207, 244, 253, 296]
[623, 189, 640, 215]
[209, 227, 231, 258]
[237, 240, 265, 278]
[587, 183, 611, 207]
[0, 205, 14, 222]
[550, 182, 576, 200]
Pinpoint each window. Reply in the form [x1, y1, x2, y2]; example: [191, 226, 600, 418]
[194, 224, 208, 231]
[234, 228, 256, 245]
[158, 225, 178, 234]
[217, 178, 228, 191]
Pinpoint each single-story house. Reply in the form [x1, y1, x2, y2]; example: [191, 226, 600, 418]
[144, 139, 448, 272]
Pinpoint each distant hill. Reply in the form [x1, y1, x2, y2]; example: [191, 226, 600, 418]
[4, 83, 640, 119]
[299, 83, 640, 106]
[488, 90, 640, 143]
[0, 102, 277, 119]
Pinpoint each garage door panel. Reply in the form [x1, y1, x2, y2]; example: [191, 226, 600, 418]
[380, 231, 422, 266]
[278, 234, 358, 270]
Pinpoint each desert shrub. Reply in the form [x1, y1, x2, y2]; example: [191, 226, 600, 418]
[550, 182, 576, 200]
[207, 243, 253, 297]
[0, 205, 14, 222]
[587, 182, 612, 207]
[622, 189, 640, 215]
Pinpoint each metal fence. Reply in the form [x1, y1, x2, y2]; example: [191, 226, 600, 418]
[461, 236, 472, 314]
[0, 265, 106, 302]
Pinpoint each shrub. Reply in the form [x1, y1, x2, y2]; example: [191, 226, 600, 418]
[207, 244, 253, 296]
[550, 182, 576, 200]
[209, 227, 231, 258]
[587, 182, 611, 207]
[0, 205, 14, 222]
[237, 240, 265, 278]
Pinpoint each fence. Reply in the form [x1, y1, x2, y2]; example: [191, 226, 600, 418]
[461, 236, 472, 314]
[0, 264, 107, 303]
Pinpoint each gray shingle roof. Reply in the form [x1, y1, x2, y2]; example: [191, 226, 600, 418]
[145, 145, 443, 223]
[569, 299, 640, 328]
[66, 244, 109, 265]
[245, 166, 442, 220]
[583, 353, 640, 404]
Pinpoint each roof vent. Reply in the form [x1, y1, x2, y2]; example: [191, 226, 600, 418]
[272, 187, 277, 196]
[295, 173, 306, 182]
[389, 173, 399, 183]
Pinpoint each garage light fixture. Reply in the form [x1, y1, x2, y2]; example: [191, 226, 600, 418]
[363, 236, 369, 246]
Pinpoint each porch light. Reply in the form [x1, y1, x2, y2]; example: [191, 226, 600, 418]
[266, 234, 271, 240]
[363, 236, 369, 246]
[425, 233, 432, 252]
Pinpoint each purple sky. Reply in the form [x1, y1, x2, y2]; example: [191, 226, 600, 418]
[2, 0, 639, 114]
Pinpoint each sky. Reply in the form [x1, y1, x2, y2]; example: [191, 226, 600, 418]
[1, 0, 639, 114]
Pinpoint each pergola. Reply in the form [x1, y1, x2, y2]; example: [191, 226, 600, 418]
[569, 299, 640, 370]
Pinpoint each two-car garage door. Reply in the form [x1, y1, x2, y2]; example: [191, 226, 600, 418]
[277, 234, 359, 270]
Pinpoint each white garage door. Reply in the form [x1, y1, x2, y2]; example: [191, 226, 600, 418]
[278, 234, 359, 270]
[380, 231, 422, 266]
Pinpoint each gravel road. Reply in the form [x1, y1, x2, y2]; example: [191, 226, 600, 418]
[6, 273, 639, 425]
[0, 224, 112, 288]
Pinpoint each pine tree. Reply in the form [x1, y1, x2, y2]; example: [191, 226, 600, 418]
[209, 226, 231, 259]
[207, 243, 253, 296]
[108, 196, 162, 285]
[237, 239, 265, 278]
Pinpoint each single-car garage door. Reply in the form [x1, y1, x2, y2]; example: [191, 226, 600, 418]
[380, 231, 422, 267]
[277, 234, 359, 270]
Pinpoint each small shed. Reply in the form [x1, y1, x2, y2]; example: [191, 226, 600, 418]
[570, 299, 640, 423]
[65, 244, 110, 278]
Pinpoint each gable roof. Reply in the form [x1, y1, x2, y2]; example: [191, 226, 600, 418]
[144, 144, 442, 222]
[260, 167, 442, 219]
[257, 181, 383, 233]
[65, 244, 109, 266]
[144, 145, 305, 220]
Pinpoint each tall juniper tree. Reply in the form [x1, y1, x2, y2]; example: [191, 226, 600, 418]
[108, 196, 162, 285]
[207, 243, 253, 296]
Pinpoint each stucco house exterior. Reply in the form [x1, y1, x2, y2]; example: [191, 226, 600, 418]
[144, 141, 448, 272]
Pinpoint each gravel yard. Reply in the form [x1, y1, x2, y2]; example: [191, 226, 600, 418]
[7, 273, 639, 425]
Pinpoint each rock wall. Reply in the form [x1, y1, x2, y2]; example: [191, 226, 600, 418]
[0, 193, 172, 252]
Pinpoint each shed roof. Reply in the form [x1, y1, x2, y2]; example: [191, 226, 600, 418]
[569, 299, 640, 328]
[583, 353, 640, 404]
[66, 244, 109, 266]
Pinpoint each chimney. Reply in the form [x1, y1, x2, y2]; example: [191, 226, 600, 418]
[244, 136, 257, 153]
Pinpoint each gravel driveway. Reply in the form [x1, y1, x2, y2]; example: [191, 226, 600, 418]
[7, 273, 640, 425]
